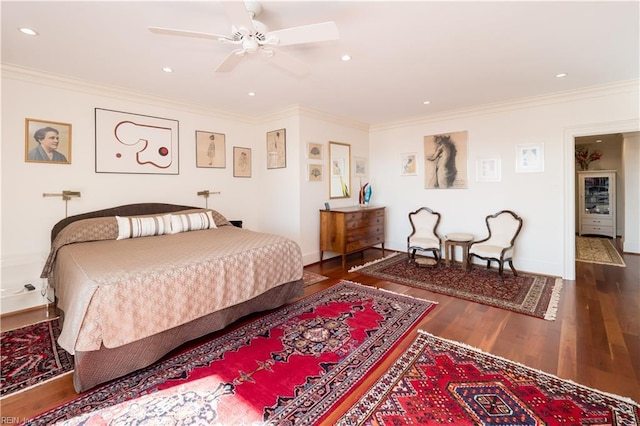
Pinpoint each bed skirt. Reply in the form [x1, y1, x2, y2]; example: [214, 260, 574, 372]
[70, 279, 303, 392]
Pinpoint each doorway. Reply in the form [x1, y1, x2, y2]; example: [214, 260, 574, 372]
[564, 122, 639, 280]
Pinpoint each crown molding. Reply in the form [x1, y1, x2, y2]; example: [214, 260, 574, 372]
[370, 79, 640, 132]
[2, 64, 372, 131]
[254, 105, 369, 132]
[1, 63, 256, 124]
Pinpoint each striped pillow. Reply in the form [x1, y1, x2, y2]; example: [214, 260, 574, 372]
[170, 211, 217, 234]
[116, 214, 172, 240]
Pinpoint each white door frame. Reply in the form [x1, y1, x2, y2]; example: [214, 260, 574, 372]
[563, 118, 640, 280]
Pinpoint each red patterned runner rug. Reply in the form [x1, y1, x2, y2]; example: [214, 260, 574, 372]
[351, 253, 563, 320]
[26, 281, 436, 425]
[1, 317, 73, 398]
[338, 330, 640, 425]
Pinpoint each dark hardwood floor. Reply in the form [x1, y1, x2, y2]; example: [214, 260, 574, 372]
[2, 245, 639, 421]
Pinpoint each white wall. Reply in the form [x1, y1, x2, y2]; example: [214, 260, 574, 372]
[298, 110, 369, 264]
[623, 132, 640, 253]
[369, 82, 639, 278]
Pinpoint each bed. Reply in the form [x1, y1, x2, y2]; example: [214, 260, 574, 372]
[41, 203, 304, 392]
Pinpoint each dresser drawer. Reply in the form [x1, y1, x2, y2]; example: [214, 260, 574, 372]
[581, 225, 613, 236]
[582, 217, 613, 227]
[344, 209, 384, 221]
[346, 235, 384, 253]
[345, 215, 384, 230]
[346, 226, 384, 242]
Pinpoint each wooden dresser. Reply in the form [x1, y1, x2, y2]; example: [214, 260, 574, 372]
[319, 206, 385, 269]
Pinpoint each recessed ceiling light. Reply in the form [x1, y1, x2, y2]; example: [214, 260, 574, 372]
[341, 54, 351, 62]
[248, 92, 256, 97]
[423, 101, 431, 105]
[595, 139, 603, 143]
[19, 27, 38, 36]
[162, 67, 173, 73]
[556, 73, 568, 78]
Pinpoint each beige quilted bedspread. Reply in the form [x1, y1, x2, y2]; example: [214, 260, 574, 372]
[51, 225, 303, 354]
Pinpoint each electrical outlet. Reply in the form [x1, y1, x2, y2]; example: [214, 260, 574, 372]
[24, 284, 36, 291]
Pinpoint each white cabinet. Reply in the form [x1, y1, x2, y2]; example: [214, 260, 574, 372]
[578, 171, 616, 238]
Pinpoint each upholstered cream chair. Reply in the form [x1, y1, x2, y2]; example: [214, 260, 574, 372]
[407, 207, 442, 262]
[467, 210, 523, 278]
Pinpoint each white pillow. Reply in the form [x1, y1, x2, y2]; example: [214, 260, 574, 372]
[116, 214, 172, 240]
[170, 211, 217, 234]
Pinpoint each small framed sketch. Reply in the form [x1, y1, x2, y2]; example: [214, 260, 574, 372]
[233, 147, 251, 177]
[354, 157, 367, 177]
[516, 143, 544, 173]
[308, 164, 323, 181]
[195, 131, 225, 168]
[476, 157, 501, 182]
[400, 153, 417, 176]
[307, 143, 323, 160]
[332, 158, 345, 176]
[25, 118, 72, 164]
[267, 129, 286, 169]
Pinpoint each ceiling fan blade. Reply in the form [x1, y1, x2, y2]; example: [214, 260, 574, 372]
[148, 26, 232, 42]
[268, 21, 339, 47]
[221, 1, 255, 33]
[266, 49, 310, 77]
[215, 50, 246, 73]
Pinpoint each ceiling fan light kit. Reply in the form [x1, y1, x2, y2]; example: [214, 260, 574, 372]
[148, 1, 339, 77]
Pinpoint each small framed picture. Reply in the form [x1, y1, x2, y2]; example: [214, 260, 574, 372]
[308, 164, 323, 181]
[516, 143, 544, 173]
[400, 153, 417, 176]
[267, 129, 286, 169]
[196, 131, 226, 168]
[307, 143, 323, 160]
[332, 158, 345, 176]
[477, 157, 501, 182]
[233, 147, 251, 177]
[354, 157, 367, 177]
[25, 118, 72, 164]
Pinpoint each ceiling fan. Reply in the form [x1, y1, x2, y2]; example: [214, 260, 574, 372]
[148, 1, 339, 77]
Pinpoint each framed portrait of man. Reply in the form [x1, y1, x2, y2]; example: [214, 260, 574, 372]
[25, 118, 72, 164]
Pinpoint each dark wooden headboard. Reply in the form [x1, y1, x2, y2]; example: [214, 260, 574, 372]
[50, 203, 198, 242]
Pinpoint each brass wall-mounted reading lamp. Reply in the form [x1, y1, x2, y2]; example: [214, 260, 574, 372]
[197, 190, 221, 208]
[43, 190, 81, 217]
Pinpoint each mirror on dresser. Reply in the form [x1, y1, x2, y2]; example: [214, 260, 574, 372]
[329, 141, 351, 199]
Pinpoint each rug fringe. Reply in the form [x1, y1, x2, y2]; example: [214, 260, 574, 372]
[377, 287, 439, 306]
[576, 258, 627, 267]
[416, 330, 640, 407]
[339, 279, 439, 305]
[543, 278, 564, 321]
[348, 253, 402, 272]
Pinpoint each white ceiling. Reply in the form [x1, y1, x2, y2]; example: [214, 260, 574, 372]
[2, 1, 638, 125]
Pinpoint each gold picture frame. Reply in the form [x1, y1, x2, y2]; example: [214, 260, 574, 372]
[267, 129, 286, 169]
[25, 118, 72, 164]
[308, 164, 323, 181]
[233, 146, 251, 177]
[307, 142, 323, 160]
[196, 131, 226, 168]
[424, 131, 468, 189]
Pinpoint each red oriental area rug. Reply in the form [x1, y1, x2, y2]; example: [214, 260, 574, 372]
[1, 318, 73, 398]
[338, 330, 640, 425]
[350, 253, 563, 320]
[26, 281, 436, 425]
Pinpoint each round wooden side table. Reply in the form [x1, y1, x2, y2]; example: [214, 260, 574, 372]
[444, 233, 474, 269]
